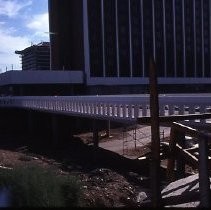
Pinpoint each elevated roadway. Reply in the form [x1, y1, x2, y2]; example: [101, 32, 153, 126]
[0, 94, 211, 124]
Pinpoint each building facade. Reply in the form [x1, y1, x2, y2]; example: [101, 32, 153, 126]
[48, 0, 211, 93]
[15, 42, 50, 71]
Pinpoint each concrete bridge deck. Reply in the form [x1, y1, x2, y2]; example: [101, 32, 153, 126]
[1, 94, 211, 123]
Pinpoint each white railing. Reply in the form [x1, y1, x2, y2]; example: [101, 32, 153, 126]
[0, 94, 211, 122]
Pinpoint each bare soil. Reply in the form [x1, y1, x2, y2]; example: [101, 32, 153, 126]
[0, 132, 153, 207]
[1, 124, 201, 208]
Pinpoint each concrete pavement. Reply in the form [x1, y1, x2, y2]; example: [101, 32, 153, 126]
[99, 126, 171, 158]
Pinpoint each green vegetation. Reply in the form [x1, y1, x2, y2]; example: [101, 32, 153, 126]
[0, 165, 82, 207]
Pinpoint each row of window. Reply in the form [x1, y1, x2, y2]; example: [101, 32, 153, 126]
[87, 0, 211, 78]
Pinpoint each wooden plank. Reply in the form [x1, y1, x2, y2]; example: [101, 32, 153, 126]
[161, 141, 198, 168]
[137, 113, 211, 124]
[185, 144, 199, 152]
[172, 122, 211, 140]
[180, 121, 211, 131]
[161, 121, 211, 207]
[176, 144, 198, 168]
[162, 191, 200, 206]
[141, 191, 200, 207]
[161, 173, 201, 207]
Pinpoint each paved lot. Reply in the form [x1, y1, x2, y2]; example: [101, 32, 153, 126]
[99, 125, 171, 157]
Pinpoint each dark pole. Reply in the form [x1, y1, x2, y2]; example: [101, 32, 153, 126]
[176, 132, 186, 179]
[149, 58, 162, 207]
[198, 137, 210, 207]
[93, 119, 99, 148]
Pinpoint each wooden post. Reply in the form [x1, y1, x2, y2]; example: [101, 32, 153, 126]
[176, 132, 186, 179]
[166, 128, 177, 181]
[198, 137, 211, 207]
[149, 58, 162, 207]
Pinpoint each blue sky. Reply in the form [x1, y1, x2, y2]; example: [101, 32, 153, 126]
[0, 0, 49, 72]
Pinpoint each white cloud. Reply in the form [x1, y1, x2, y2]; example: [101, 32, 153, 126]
[0, 0, 32, 17]
[26, 12, 49, 40]
[0, 1, 49, 72]
[0, 25, 30, 71]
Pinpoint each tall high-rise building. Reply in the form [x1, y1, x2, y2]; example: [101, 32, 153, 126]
[48, 0, 84, 71]
[15, 42, 50, 71]
[48, 0, 211, 93]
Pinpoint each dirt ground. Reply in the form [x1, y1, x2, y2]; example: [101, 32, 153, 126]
[0, 124, 202, 208]
[0, 130, 154, 207]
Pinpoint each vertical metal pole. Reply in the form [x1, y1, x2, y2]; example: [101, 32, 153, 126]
[149, 58, 162, 207]
[199, 137, 210, 207]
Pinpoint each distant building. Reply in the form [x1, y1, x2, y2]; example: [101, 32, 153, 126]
[15, 42, 50, 71]
[48, 0, 211, 94]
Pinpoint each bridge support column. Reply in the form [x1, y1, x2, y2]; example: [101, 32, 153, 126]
[93, 119, 99, 148]
[27, 110, 34, 136]
[106, 120, 111, 138]
[51, 115, 59, 147]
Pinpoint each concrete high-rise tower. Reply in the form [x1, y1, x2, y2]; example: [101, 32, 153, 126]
[15, 42, 50, 71]
[49, 0, 211, 93]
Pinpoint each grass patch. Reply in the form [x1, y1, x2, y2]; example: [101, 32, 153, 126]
[0, 165, 82, 207]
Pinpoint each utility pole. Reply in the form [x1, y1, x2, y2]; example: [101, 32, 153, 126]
[149, 58, 162, 207]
